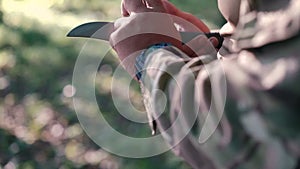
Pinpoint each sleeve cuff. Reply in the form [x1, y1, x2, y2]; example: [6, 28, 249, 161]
[135, 43, 172, 80]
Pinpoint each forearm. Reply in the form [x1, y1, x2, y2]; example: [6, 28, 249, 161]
[138, 45, 218, 168]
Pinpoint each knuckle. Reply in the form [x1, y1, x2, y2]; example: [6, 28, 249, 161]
[109, 31, 118, 47]
[114, 18, 123, 28]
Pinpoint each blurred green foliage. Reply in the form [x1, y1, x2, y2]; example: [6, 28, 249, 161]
[0, 0, 223, 169]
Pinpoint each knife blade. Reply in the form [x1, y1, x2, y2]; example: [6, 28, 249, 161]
[67, 22, 223, 48]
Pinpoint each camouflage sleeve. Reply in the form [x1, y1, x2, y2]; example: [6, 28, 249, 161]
[140, 46, 220, 169]
[139, 37, 300, 169]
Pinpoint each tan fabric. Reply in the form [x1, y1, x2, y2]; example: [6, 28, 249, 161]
[234, 0, 300, 49]
[220, 0, 300, 54]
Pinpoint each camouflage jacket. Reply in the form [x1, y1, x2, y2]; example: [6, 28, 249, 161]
[138, 0, 300, 168]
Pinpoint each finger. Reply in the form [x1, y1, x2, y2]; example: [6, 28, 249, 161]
[114, 17, 129, 29]
[162, 0, 180, 15]
[162, 1, 210, 32]
[181, 35, 216, 57]
[208, 37, 219, 49]
[146, 0, 163, 6]
[121, 1, 130, 16]
[181, 12, 210, 32]
[192, 35, 216, 56]
[144, 0, 165, 12]
[123, 0, 148, 14]
[110, 17, 130, 47]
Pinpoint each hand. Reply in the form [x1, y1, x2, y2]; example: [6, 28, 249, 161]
[110, 0, 182, 77]
[119, 0, 219, 51]
[110, 0, 217, 77]
[121, 0, 210, 33]
[161, 1, 219, 49]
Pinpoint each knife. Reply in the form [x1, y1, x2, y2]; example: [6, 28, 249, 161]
[67, 22, 223, 49]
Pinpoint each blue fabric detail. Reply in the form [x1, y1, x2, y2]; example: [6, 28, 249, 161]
[135, 43, 171, 80]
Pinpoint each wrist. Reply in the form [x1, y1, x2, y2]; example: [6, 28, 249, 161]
[135, 43, 172, 81]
